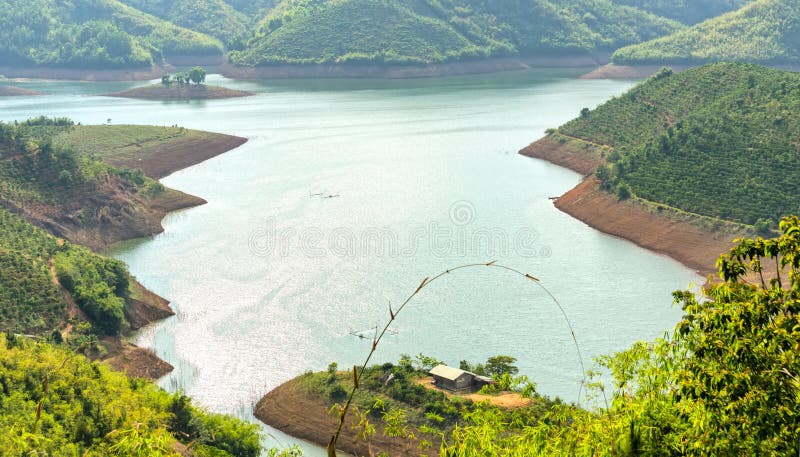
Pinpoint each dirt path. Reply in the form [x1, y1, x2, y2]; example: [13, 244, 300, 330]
[48, 259, 85, 335]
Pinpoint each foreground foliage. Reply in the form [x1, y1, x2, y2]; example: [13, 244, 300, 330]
[440, 217, 800, 455]
[298, 354, 555, 454]
[0, 333, 262, 456]
[556, 63, 800, 227]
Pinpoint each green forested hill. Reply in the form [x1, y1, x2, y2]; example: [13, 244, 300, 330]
[0, 333, 263, 456]
[0, 118, 273, 455]
[230, 0, 683, 66]
[0, 118, 163, 339]
[553, 63, 800, 227]
[225, 0, 280, 19]
[0, 204, 135, 339]
[612, 0, 752, 24]
[612, 0, 800, 65]
[0, 0, 222, 69]
[119, 0, 250, 44]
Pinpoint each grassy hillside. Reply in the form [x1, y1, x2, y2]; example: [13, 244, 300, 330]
[0, 333, 263, 456]
[612, 0, 753, 24]
[552, 63, 800, 227]
[0, 0, 223, 69]
[231, 0, 683, 66]
[0, 117, 172, 244]
[119, 0, 250, 45]
[612, 0, 800, 65]
[54, 125, 227, 163]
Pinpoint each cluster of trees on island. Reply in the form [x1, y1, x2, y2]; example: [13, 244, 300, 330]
[161, 66, 207, 85]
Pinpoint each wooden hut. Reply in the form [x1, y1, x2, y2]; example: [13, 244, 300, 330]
[430, 364, 493, 392]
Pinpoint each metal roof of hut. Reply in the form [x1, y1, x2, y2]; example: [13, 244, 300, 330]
[430, 364, 471, 381]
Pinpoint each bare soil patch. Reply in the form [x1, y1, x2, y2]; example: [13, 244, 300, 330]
[520, 136, 747, 277]
[106, 134, 248, 180]
[415, 377, 532, 409]
[102, 337, 174, 380]
[580, 64, 690, 80]
[108, 84, 253, 101]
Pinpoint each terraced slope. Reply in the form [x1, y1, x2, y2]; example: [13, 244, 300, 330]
[547, 63, 800, 227]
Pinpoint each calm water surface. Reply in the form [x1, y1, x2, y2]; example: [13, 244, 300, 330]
[0, 71, 700, 454]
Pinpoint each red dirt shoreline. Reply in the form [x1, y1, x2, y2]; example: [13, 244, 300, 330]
[15, 129, 247, 378]
[0, 55, 223, 82]
[0, 85, 44, 96]
[221, 54, 611, 79]
[2, 54, 609, 82]
[95, 132, 247, 378]
[520, 135, 746, 277]
[580, 64, 688, 79]
[255, 378, 437, 457]
[580, 63, 800, 80]
[101, 131, 247, 378]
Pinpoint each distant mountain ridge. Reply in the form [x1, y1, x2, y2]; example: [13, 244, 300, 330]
[119, 0, 251, 44]
[612, 0, 753, 24]
[612, 0, 800, 65]
[0, 0, 222, 69]
[0, 0, 785, 73]
[230, 0, 685, 66]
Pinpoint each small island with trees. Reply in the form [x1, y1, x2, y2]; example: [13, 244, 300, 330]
[107, 66, 254, 100]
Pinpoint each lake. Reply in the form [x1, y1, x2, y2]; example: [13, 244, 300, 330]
[0, 70, 700, 455]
